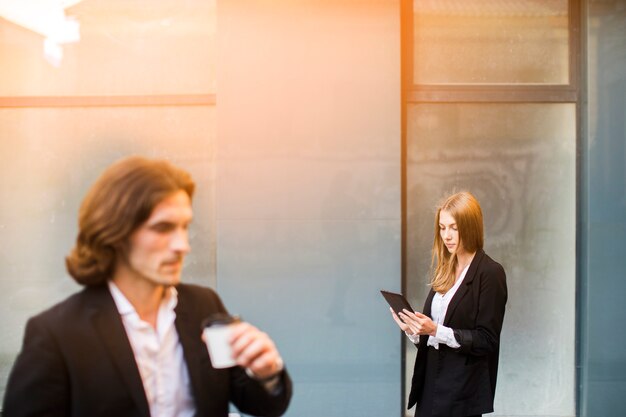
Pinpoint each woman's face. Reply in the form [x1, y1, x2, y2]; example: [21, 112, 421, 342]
[439, 209, 462, 255]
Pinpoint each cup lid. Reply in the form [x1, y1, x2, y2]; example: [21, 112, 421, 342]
[202, 313, 241, 327]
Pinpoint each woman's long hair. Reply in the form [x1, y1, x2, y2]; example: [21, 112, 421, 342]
[430, 191, 484, 293]
[65, 156, 195, 286]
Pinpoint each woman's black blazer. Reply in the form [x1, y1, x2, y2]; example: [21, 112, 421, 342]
[408, 249, 507, 417]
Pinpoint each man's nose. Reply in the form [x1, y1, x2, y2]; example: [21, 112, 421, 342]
[171, 229, 191, 253]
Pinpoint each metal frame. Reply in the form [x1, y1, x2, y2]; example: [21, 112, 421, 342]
[574, 1, 586, 416]
[404, 0, 581, 104]
[0, 94, 216, 108]
[400, 0, 412, 413]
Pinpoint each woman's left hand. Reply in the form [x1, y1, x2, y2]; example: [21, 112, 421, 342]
[398, 310, 438, 337]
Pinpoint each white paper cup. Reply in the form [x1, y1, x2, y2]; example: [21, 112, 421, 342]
[202, 315, 240, 369]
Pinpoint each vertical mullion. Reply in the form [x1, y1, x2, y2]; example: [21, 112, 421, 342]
[570, 0, 582, 90]
[574, 1, 586, 416]
[400, 1, 413, 415]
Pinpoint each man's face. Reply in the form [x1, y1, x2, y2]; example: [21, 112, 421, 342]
[125, 190, 193, 287]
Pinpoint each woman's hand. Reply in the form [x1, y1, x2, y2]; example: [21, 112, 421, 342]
[398, 310, 438, 337]
[390, 307, 413, 333]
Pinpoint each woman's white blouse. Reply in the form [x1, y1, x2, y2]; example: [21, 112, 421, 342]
[406, 264, 470, 349]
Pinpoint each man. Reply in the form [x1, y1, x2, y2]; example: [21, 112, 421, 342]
[3, 156, 292, 417]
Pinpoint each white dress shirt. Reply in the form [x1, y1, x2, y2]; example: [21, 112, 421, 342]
[406, 264, 470, 349]
[108, 281, 195, 417]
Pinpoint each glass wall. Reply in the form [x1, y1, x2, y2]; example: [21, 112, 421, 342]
[406, 103, 576, 416]
[413, 0, 569, 84]
[0, 0, 216, 95]
[581, 1, 626, 416]
[1, 2, 403, 417]
[6, 1, 622, 416]
[0, 107, 217, 403]
[405, 1, 578, 415]
[0, 0, 216, 403]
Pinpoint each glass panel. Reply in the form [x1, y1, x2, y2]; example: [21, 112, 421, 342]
[0, 106, 216, 400]
[0, 0, 216, 96]
[583, 1, 626, 416]
[406, 103, 576, 416]
[413, 0, 569, 84]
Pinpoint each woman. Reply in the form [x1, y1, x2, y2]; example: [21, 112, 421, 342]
[391, 191, 507, 417]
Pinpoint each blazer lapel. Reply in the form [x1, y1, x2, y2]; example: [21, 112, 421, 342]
[88, 286, 151, 417]
[423, 289, 436, 318]
[174, 289, 212, 415]
[443, 249, 485, 326]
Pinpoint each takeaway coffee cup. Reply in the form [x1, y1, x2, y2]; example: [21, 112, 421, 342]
[202, 314, 241, 369]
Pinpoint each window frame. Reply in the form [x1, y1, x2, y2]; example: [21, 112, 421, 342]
[403, 0, 581, 104]
[0, 95, 216, 108]
[400, 0, 582, 415]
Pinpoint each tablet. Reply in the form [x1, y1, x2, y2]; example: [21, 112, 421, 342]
[380, 290, 415, 315]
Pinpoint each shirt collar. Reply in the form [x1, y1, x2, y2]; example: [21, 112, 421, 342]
[107, 280, 179, 317]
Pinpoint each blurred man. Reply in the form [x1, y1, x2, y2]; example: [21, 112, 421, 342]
[3, 156, 291, 417]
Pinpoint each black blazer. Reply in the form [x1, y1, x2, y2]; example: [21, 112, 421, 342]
[3, 283, 292, 417]
[408, 249, 507, 417]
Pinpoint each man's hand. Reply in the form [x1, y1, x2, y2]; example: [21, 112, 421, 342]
[230, 322, 283, 380]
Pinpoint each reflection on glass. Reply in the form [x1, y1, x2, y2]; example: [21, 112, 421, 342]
[0, 0, 216, 95]
[0, 0, 82, 67]
[0, 106, 216, 400]
[406, 103, 575, 416]
[413, 0, 569, 84]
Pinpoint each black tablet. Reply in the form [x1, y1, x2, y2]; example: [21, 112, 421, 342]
[380, 290, 415, 315]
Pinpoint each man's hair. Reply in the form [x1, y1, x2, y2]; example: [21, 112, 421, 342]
[65, 156, 195, 286]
